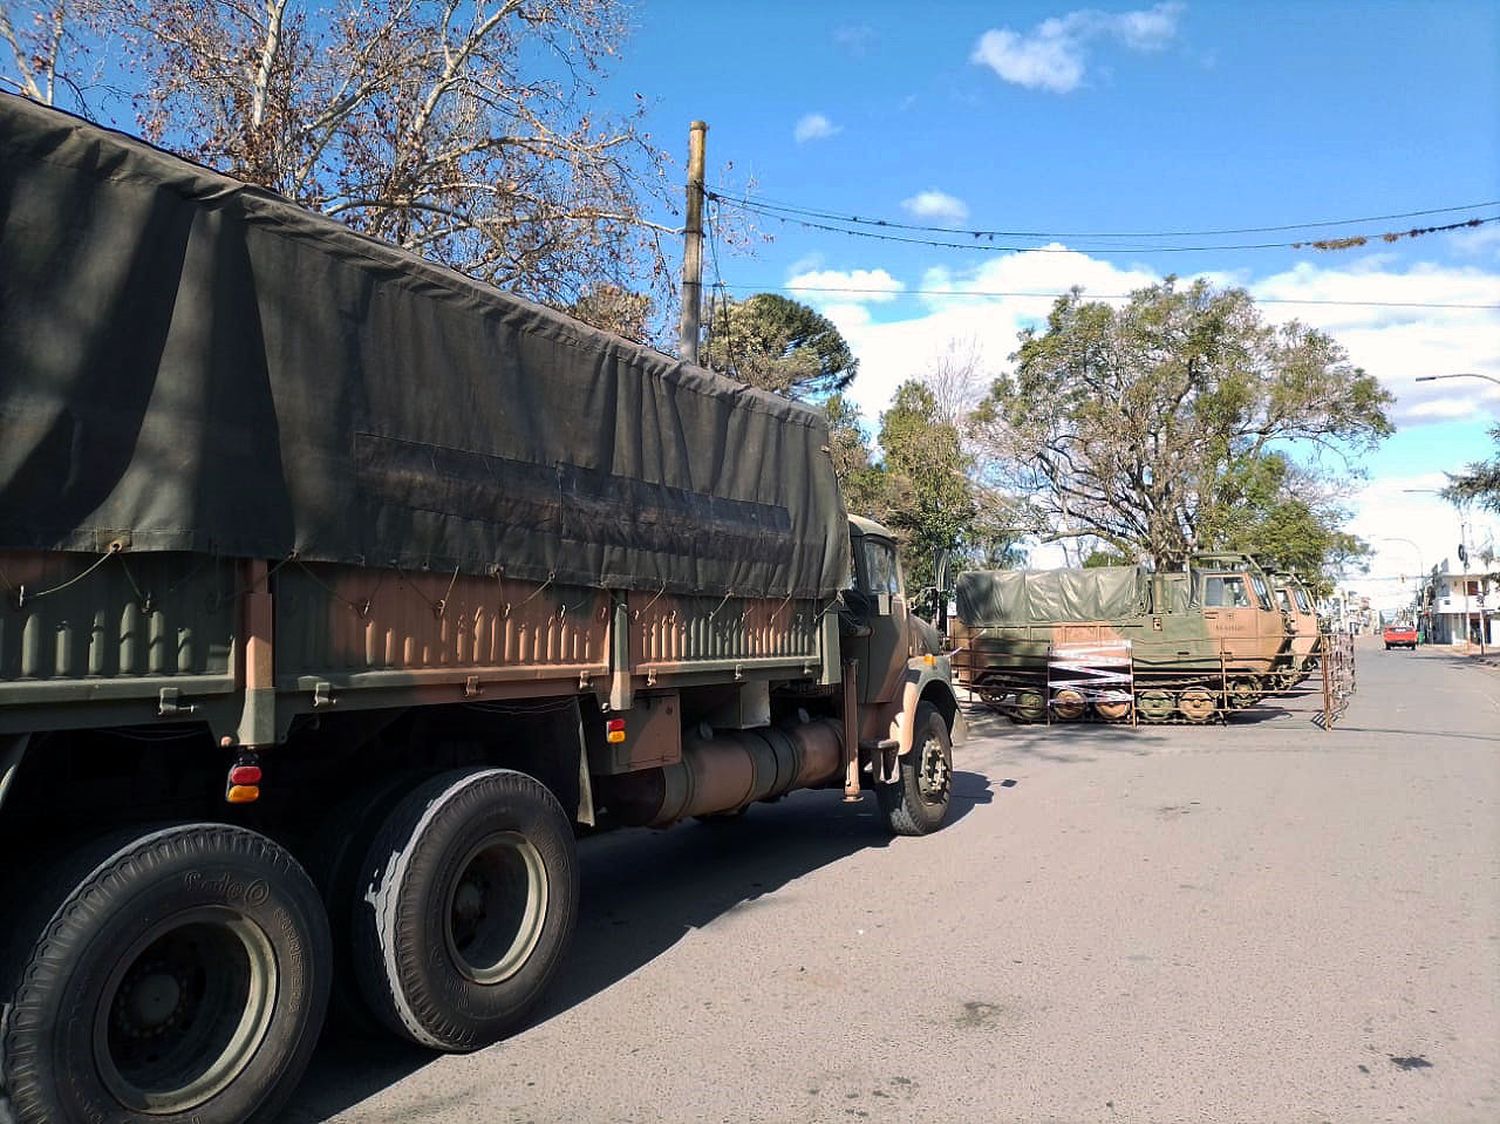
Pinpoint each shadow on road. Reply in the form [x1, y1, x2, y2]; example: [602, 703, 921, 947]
[279, 770, 997, 1122]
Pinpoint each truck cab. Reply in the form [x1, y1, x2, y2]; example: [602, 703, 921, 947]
[840, 516, 962, 825]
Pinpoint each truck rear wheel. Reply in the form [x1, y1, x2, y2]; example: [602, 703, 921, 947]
[0, 823, 329, 1124]
[351, 768, 578, 1051]
[877, 702, 952, 837]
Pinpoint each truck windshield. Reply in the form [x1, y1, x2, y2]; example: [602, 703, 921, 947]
[862, 539, 902, 596]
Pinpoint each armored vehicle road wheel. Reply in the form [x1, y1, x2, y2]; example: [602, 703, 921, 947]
[0, 823, 329, 1124]
[1012, 690, 1047, 724]
[1228, 680, 1261, 709]
[1094, 698, 1132, 722]
[877, 702, 953, 836]
[351, 768, 578, 1051]
[1179, 687, 1217, 723]
[1137, 690, 1174, 724]
[1051, 688, 1086, 721]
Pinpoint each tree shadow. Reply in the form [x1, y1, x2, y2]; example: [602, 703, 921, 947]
[277, 771, 997, 1122]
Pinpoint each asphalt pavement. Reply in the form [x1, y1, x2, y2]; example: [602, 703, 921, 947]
[281, 637, 1499, 1123]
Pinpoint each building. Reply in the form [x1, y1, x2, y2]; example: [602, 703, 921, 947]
[1419, 568, 1497, 646]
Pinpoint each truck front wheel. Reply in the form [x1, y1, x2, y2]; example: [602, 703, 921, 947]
[876, 702, 953, 836]
[0, 823, 330, 1124]
[351, 768, 578, 1051]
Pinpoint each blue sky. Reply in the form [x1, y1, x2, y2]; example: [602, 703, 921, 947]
[11, 1, 1496, 603]
[611, 1, 1500, 602]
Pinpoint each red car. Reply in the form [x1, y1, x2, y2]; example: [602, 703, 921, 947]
[1382, 623, 1418, 650]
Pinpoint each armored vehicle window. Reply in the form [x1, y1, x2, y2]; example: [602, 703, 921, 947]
[862, 539, 901, 596]
[1293, 586, 1312, 614]
[1277, 589, 1292, 612]
[1248, 573, 1272, 610]
[1205, 575, 1251, 608]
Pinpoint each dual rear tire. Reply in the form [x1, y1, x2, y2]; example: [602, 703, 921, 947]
[0, 768, 578, 1122]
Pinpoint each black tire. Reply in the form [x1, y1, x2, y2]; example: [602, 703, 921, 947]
[351, 768, 578, 1051]
[0, 823, 329, 1124]
[302, 770, 424, 1035]
[876, 702, 953, 837]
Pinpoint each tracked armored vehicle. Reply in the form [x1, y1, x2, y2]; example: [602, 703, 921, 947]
[952, 554, 1292, 724]
[1270, 573, 1323, 684]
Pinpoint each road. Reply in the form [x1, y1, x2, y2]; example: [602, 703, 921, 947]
[281, 639, 1500, 1123]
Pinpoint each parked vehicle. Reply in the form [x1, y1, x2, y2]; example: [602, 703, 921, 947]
[1271, 573, 1325, 684]
[1382, 622, 1419, 650]
[951, 554, 1292, 724]
[0, 98, 961, 1123]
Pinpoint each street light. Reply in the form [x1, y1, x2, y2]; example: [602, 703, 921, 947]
[1414, 372, 1500, 388]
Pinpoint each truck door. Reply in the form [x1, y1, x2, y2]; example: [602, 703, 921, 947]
[1201, 572, 1262, 665]
[844, 531, 910, 705]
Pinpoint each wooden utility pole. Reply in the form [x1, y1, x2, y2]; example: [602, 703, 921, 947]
[679, 120, 707, 365]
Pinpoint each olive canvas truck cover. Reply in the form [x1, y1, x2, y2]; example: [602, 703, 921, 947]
[956, 566, 1150, 627]
[0, 95, 849, 600]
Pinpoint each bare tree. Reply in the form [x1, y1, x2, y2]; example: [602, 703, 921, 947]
[0, 1, 110, 109]
[3, 0, 676, 310]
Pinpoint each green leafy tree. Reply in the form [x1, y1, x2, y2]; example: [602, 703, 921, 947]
[878, 381, 978, 589]
[701, 293, 857, 400]
[823, 394, 897, 522]
[1443, 423, 1500, 513]
[970, 278, 1392, 571]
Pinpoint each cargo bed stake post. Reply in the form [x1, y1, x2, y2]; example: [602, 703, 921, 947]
[236, 558, 276, 747]
[678, 120, 707, 365]
[841, 657, 861, 801]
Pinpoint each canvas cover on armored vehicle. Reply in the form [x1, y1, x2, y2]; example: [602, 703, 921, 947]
[0, 96, 848, 599]
[956, 566, 1150, 627]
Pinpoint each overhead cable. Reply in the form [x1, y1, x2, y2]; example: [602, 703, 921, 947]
[714, 281, 1500, 311]
[706, 190, 1500, 240]
[709, 196, 1500, 254]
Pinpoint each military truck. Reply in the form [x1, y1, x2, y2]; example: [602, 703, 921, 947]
[0, 98, 962, 1123]
[951, 553, 1291, 723]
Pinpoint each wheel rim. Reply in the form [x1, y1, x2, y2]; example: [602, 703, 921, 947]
[1180, 688, 1216, 722]
[1138, 690, 1173, 722]
[1015, 691, 1046, 722]
[1052, 688, 1085, 720]
[917, 733, 951, 806]
[445, 832, 549, 985]
[1095, 698, 1131, 721]
[95, 908, 278, 1114]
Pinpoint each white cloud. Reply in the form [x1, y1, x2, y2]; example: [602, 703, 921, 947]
[796, 248, 1155, 424]
[793, 113, 841, 144]
[971, 3, 1184, 93]
[1447, 222, 1500, 259]
[789, 246, 1499, 451]
[787, 267, 904, 303]
[1247, 258, 1500, 424]
[901, 190, 970, 224]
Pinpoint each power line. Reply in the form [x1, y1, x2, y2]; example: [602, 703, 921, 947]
[711, 197, 1500, 254]
[715, 281, 1500, 312]
[707, 190, 1500, 240]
